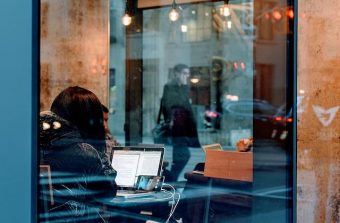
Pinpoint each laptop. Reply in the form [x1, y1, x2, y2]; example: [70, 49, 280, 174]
[110, 146, 165, 198]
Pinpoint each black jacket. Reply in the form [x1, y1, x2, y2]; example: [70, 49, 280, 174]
[39, 112, 117, 221]
[162, 82, 200, 147]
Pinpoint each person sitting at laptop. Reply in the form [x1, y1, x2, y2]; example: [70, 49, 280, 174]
[101, 104, 120, 159]
[40, 86, 117, 222]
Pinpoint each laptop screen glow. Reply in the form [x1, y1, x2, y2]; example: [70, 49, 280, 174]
[111, 149, 163, 188]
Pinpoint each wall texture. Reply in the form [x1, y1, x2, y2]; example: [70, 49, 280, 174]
[297, 0, 340, 222]
[40, 0, 109, 110]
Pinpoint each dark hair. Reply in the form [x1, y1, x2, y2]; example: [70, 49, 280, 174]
[101, 104, 109, 113]
[169, 64, 189, 83]
[173, 64, 189, 74]
[51, 86, 105, 141]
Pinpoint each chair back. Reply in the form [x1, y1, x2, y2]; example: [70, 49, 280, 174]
[39, 165, 54, 210]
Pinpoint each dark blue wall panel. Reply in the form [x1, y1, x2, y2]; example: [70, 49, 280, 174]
[0, 1, 35, 222]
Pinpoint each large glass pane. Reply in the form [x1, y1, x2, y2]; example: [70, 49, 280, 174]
[111, 0, 294, 222]
[140, 1, 255, 182]
[39, 0, 294, 222]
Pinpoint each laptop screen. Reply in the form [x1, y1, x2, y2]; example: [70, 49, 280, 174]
[110, 146, 164, 188]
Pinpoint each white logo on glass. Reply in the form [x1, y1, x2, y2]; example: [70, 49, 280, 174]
[312, 105, 339, 127]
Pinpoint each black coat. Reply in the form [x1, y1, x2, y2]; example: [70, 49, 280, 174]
[39, 112, 117, 221]
[162, 82, 200, 147]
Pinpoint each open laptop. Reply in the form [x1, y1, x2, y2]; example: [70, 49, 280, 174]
[110, 146, 165, 198]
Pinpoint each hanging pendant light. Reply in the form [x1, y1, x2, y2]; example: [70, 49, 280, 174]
[221, 0, 230, 17]
[169, 0, 180, 22]
[122, 13, 132, 26]
[122, 0, 132, 26]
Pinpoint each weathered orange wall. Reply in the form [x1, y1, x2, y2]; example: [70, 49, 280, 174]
[40, 0, 109, 110]
[297, 0, 340, 222]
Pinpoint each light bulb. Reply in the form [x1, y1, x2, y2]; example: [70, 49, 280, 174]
[287, 8, 294, 19]
[169, 8, 179, 21]
[240, 62, 245, 70]
[272, 10, 282, 20]
[190, 78, 200, 84]
[227, 20, 232, 29]
[222, 5, 230, 17]
[122, 13, 132, 26]
[181, 25, 188, 32]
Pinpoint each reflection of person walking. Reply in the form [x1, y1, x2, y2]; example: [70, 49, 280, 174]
[161, 64, 200, 181]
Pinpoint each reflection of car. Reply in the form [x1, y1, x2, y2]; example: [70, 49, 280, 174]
[223, 99, 278, 138]
[203, 110, 221, 129]
[223, 99, 277, 120]
[270, 105, 293, 141]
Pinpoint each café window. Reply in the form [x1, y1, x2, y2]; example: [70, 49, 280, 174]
[39, 0, 295, 222]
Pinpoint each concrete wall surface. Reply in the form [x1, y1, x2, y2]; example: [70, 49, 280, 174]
[297, 0, 340, 222]
[40, 0, 109, 110]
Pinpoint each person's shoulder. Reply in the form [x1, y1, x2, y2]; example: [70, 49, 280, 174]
[106, 133, 120, 147]
[76, 142, 101, 160]
[164, 82, 178, 92]
[166, 80, 178, 87]
[163, 83, 170, 90]
[78, 142, 97, 152]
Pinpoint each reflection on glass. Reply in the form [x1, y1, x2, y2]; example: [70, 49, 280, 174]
[141, 2, 254, 149]
[38, 0, 294, 222]
[109, 0, 294, 222]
